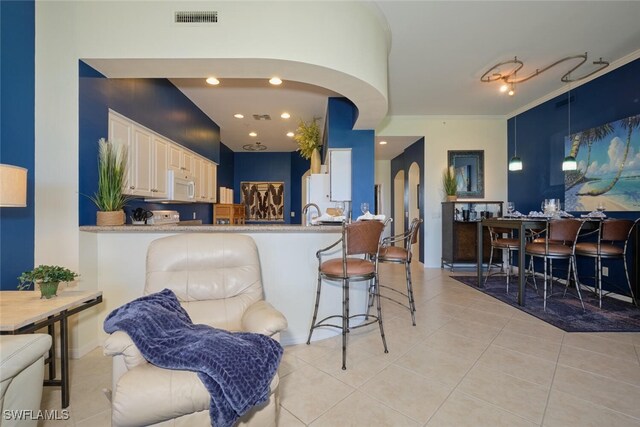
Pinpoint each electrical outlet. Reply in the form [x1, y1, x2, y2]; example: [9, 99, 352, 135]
[602, 266, 609, 276]
[290, 211, 295, 217]
[192, 212, 196, 219]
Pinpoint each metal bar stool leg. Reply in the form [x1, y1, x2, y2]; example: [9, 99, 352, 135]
[405, 261, 416, 326]
[623, 257, 638, 306]
[374, 274, 388, 355]
[342, 278, 349, 370]
[306, 273, 323, 345]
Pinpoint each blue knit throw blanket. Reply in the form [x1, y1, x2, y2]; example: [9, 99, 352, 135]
[104, 289, 283, 427]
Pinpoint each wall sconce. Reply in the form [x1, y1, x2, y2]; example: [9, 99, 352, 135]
[0, 164, 27, 207]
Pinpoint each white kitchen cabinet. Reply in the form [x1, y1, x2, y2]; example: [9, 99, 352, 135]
[182, 150, 194, 175]
[168, 143, 182, 172]
[129, 126, 153, 196]
[205, 161, 217, 202]
[151, 136, 169, 198]
[193, 157, 205, 201]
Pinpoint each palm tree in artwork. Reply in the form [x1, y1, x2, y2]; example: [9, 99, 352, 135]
[581, 123, 614, 174]
[566, 124, 614, 190]
[578, 114, 640, 196]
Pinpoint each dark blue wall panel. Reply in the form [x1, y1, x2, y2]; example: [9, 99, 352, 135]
[79, 61, 221, 225]
[1, 0, 35, 289]
[390, 138, 425, 262]
[218, 142, 235, 191]
[326, 97, 375, 219]
[234, 152, 292, 224]
[289, 152, 310, 224]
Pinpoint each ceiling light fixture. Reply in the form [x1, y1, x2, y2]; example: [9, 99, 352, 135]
[379, 140, 388, 145]
[286, 132, 294, 137]
[563, 88, 577, 171]
[243, 141, 267, 151]
[481, 53, 609, 95]
[249, 132, 257, 137]
[508, 114, 522, 172]
[269, 77, 282, 85]
[233, 113, 244, 119]
[205, 77, 220, 85]
[280, 112, 290, 119]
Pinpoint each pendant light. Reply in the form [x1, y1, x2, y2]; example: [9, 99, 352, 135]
[508, 114, 523, 171]
[562, 88, 577, 171]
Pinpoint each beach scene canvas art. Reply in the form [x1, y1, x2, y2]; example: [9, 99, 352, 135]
[565, 114, 640, 211]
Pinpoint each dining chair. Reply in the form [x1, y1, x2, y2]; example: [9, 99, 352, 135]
[306, 220, 388, 370]
[484, 226, 519, 292]
[375, 218, 423, 325]
[525, 219, 585, 311]
[575, 218, 639, 308]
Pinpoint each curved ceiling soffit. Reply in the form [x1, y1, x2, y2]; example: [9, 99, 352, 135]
[85, 57, 389, 131]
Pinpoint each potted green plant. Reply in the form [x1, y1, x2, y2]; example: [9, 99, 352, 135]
[294, 118, 322, 173]
[442, 166, 458, 201]
[89, 138, 130, 226]
[18, 265, 79, 299]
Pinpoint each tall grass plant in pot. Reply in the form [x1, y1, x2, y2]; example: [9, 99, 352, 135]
[89, 138, 130, 226]
[294, 118, 322, 173]
[442, 166, 458, 201]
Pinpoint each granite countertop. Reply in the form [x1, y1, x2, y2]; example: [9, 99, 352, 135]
[79, 224, 343, 233]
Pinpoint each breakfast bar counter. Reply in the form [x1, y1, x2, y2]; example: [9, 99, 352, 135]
[80, 224, 350, 345]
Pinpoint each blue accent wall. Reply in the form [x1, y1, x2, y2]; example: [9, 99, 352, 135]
[1, 0, 35, 290]
[289, 152, 310, 224]
[508, 58, 640, 295]
[79, 61, 221, 225]
[234, 152, 293, 224]
[326, 97, 375, 219]
[218, 142, 235, 190]
[390, 137, 425, 262]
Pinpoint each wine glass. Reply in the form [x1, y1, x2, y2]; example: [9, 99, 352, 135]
[596, 202, 605, 213]
[360, 202, 369, 215]
[335, 202, 345, 217]
[506, 202, 515, 216]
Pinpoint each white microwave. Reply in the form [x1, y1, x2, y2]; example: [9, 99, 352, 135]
[147, 170, 195, 203]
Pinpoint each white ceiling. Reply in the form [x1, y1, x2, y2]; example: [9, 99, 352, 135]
[99, 1, 640, 160]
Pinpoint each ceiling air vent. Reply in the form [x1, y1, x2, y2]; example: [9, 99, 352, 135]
[253, 114, 272, 121]
[175, 11, 218, 24]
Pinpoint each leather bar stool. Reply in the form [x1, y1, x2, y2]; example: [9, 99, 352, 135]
[525, 219, 585, 311]
[376, 218, 422, 326]
[575, 218, 639, 308]
[307, 220, 388, 370]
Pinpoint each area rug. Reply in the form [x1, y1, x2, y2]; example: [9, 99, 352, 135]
[451, 275, 640, 332]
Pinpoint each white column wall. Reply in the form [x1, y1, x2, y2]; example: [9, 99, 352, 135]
[377, 116, 507, 267]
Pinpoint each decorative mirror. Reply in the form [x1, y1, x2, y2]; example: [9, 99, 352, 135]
[447, 150, 484, 199]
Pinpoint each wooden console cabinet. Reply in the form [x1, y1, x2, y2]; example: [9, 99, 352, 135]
[441, 201, 503, 270]
[213, 203, 246, 225]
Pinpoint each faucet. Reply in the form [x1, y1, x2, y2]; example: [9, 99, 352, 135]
[302, 203, 321, 226]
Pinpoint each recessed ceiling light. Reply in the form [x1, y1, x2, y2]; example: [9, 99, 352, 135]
[280, 112, 290, 119]
[233, 113, 244, 119]
[269, 77, 282, 85]
[286, 132, 294, 137]
[249, 132, 257, 137]
[205, 77, 219, 85]
[379, 140, 388, 145]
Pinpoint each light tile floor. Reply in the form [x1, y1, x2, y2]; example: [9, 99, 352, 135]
[38, 265, 640, 426]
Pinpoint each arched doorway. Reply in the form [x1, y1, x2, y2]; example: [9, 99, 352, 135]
[393, 170, 405, 236]
[408, 162, 420, 254]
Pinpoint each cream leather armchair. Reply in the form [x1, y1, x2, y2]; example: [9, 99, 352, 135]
[0, 334, 52, 427]
[103, 233, 288, 427]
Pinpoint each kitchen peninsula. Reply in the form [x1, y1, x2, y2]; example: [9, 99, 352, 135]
[80, 224, 355, 345]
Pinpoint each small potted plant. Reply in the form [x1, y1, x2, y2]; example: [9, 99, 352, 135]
[89, 138, 130, 226]
[18, 265, 79, 299]
[442, 166, 458, 201]
[294, 118, 322, 173]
